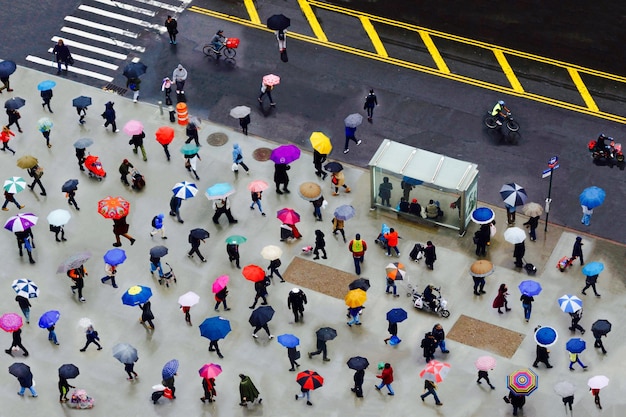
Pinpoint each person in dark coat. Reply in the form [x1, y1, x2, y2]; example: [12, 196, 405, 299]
[432, 323, 450, 353]
[188, 233, 207, 262]
[476, 369, 495, 389]
[226, 243, 240, 268]
[523, 215, 540, 241]
[513, 242, 525, 268]
[343, 125, 360, 154]
[165, 15, 178, 44]
[364, 89, 378, 122]
[581, 274, 600, 297]
[508, 390, 526, 416]
[287, 288, 307, 322]
[129, 131, 147, 161]
[5, 328, 29, 356]
[16, 370, 37, 397]
[5, 109, 22, 133]
[15, 229, 35, 263]
[3, 190, 24, 211]
[384, 320, 398, 344]
[40, 89, 53, 113]
[593, 328, 607, 354]
[124, 362, 138, 380]
[287, 346, 300, 371]
[58, 376, 74, 401]
[520, 293, 534, 322]
[208, 338, 223, 359]
[163, 375, 176, 399]
[378, 177, 393, 206]
[409, 198, 422, 216]
[533, 344, 552, 368]
[26, 165, 46, 196]
[212, 197, 238, 224]
[420, 332, 437, 362]
[249, 278, 269, 309]
[313, 229, 327, 259]
[352, 369, 364, 397]
[80, 325, 101, 351]
[474, 224, 490, 256]
[68, 265, 86, 302]
[267, 258, 285, 282]
[308, 337, 330, 361]
[52, 39, 71, 73]
[15, 295, 31, 324]
[119, 159, 134, 185]
[572, 236, 584, 265]
[239, 374, 261, 406]
[273, 163, 290, 194]
[185, 122, 199, 146]
[112, 215, 135, 247]
[139, 301, 155, 329]
[169, 195, 184, 223]
[313, 150, 327, 179]
[472, 274, 486, 296]
[569, 308, 585, 334]
[102, 101, 118, 132]
[214, 286, 230, 311]
[239, 114, 250, 135]
[75, 147, 86, 171]
[424, 241, 437, 270]
[311, 196, 324, 221]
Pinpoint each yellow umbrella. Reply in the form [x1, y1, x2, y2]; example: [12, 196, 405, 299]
[298, 182, 322, 201]
[345, 289, 367, 308]
[16, 155, 38, 169]
[309, 132, 332, 155]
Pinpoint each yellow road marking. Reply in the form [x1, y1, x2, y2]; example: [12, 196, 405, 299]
[359, 16, 387, 57]
[418, 30, 449, 74]
[297, 0, 327, 42]
[492, 49, 524, 93]
[568, 68, 599, 111]
[242, 0, 260, 25]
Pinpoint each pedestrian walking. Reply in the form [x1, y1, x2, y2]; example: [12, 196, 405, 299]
[267, 258, 285, 282]
[287, 346, 300, 371]
[505, 203, 516, 225]
[251, 321, 273, 339]
[581, 274, 601, 297]
[118, 159, 133, 186]
[124, 362, 138, 380]
[15, 370, 37, 397]
[239, 374, 261, 406]
[287, 287, 307, 323]
[5, 328, 29, 357]
[199, 377, 216, 403]
[311, 195, 324, 221]
[432, 323, 450, 353]
[364, 89, 378, 122]
[67, 265, 87, 302]
[569, 309, 585, 334]
[75, 146, 86, 171]
[184, 152, 201, 180]
[65, 187, 79, 210]
[343, 125, 361, 154]
[476, 369, 495, 389]
[273, 163, 290, 194]
[101, 101, 118, 132]
[47, 324, 59, 345]
[507, 390, 525, 416]
[473, 274, 486, 295]
[383, 227, 400, 256]
[41, 88, 53, 112]
[79, 325, 102, 351]
[330, 171, 351, 196]
[385, 276, 399, 297]
[52, 39, 72, 74]
[172, 64, 187, 94]
[352, 369, 364, 397]
[1, 125, 16, 153]
[112, 215, 135, 247]
[0, 73, 13, 93]
[226, 243, 240, 268]
[212, 197, 238, 224]
[258, 83, 275, 106]
[25, 164, 46, 196]
[150, 213, 166, 239]
[572, 236, 584, 265]
[164, 15, 178, 44]
[232, 143, 250, 173]
[295, 387, 312, 406]
[58, 377, 74, 401]
[581, 204, 594, 226]
[38, 121, 52, 149]
[420, 332, 437, 362]
[188, 232, 207, 262]
[239, 114, 250, 135]
[149, 255, 163, 278]
[184, 121, 199, 146]
[347, 306, 363, 327]
[139, 301, 155, 329]
[162, 374, 176, 399]
[533, 344, 552, 368]
[348, 233, 367, 275]
[378, 176, 392, 206]
[129, 130, 147, 161]
[313, 150, 327, 179]
[424, 241, 437, 269]
[169, 195, 184, 223]
[513, 241, 525, 268]
[374, 362, 394, 395]
[208, 339, 223, 358]
[520, 293, 534, 322]
[76, 105, 87, 125]
[100, 262, 118, 288]
[420, 379, 442, 405]
[474, 223, 490, 256]
[181, 305, 192, 325]
[593, 329, 607, 354]
[493, 283, 511, 314]
[332, 215, 346, 242]
[6, 109, 22, 133]
[590, 388, 602, 409]
[15, 230, 35, 263]
[523, 215, 539, 241]
[312, 230, 327, 260]
[214, 286, 230, 311]
[249, 278, 269, 309]
[15, 295, 31, 323]
[568, 351, 587, 371]
[249, 190, 265, 216]
[308, 336, 330, 361]
[384, 320, 398, 344]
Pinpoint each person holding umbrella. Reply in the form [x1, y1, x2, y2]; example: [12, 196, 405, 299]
[383, 317, 399, 345]
[343, 124, 361, 154]
[330, 169, 351, 195]
[112, 215, 135, 247]
[274, 163, 290, 194]
[139, 301, 155, 330]
[64, 181, 80, 211]
[278, 334, 300, 371]
[155, 126, 174, 160]
[5, 327, 29, 357]
[11, 363, 37, 397]
[213, 282, 230, 312]
[212, 197, 238, 224]
[58, 375, 75, 401]
[73, 96, 91, 125]
[0, 60, 15, 92]
[567, 338, 588, 371]
[101, 260, 118, 288]
[67, 265, 87, 302]
[79, 325, 102, 351]
[267, 258, 285, 283]
[239, 374, 261, 406]
[40, 84, 54, 113]
[295, 370, 323, 406]
[309, 328, 335, 361]
[188, 228, 209, 262]
[475, 356, 496, 389]
[513, 241, 525, 268]
[250, 306, 275, 339]
[520, 292, 534, 322]
[592, 320, 610, 354]
[532, 326, 554, 368]
[507, 390, 525, 416]
[26, 163, 46, 196]
[249, 276, 269, 309]
[582, 273, 601, 297]
[287, 288, 307, 323]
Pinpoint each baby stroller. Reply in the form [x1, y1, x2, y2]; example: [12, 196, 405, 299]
[374, 223, 390, 250]
[409, 242, 425, 263]
[84, 155, 106, 180]
[557, 256, 577, 272]
[67, 388, 95, 409]
[158, 262, 177, 287]
[129, 167, 145, 190]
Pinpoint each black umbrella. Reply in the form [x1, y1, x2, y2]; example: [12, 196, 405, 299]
[61, 179, 79, 192]
[150, 246, 168, 258]
[72, 96, 92, 108]
[8, 362, 31, 379]
[58, 363, 80, 379]
[349, 278, 370, 292]
[190, 228, 210, 240]
[267, 14, 291, 31]
[591, 319, 612, 336]
[0, 60, 17, 78]
[123, 62, 147, 79]
[316, 327, 337, 341]
[249, 306, 275, 327]
[347, 356, 369, 370]
[323, 162, 343, 173]
[4, 97, 25, 110]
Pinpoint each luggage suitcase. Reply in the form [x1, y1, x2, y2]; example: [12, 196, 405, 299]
[524, 263, 537, 275]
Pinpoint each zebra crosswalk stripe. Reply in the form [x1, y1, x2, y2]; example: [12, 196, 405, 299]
[78, 4, 166, 33]
[60, 27, 146, 52]
[65, 16, 139, 39]
[91, 0, 157, 17]
[25, 56, 114, 82]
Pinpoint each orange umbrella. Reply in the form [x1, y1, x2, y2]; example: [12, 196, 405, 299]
[385, 262, 406, 280]
[155, 126, 175, 145]
[345, 289, 367, 308]
[97, 196, 130, 220]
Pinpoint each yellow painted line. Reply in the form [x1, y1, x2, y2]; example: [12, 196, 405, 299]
[242, 0, 260, 25]
[359, 16, 387, 57]
[568, 68, 599, 111]
[297, 0, 327, 42]
[418, 30, 449, 74]
[492, 49, 524, 93]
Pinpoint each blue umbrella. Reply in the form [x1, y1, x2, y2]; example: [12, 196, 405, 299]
[534, 326, 558, 347]
[579, 186, 606, 209]
[0, 60, 17, 78]
[37, 80, 56, 91]
[180, 143, 200, 156]
[172, 181, 198, 200]
[103, 248, 126, 266]
[565, 337, 586, 353]
[38, 310, 60, 328]
[333, 205, 356, 221]
[205, 183, 235, 200]
[199, 317, 232, 340]
[470, 207, 495, 224]
[72, 96, 92, 108]
[558, 295, 583, 313]
[581, 262, 604, 276]
[386, 308, 408, 323]
[162, 359, 179, 379]
[277, 334, 300, 348]
[121, 285, 152, 306]
[518, 280, 542, 296]
[402, 176, 423, 186]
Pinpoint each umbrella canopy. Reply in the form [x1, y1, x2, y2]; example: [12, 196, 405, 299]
[5, 97, 26, 110]
[198, 363, 222, 379]
[242, 264, 266, 282]
[178, 291, 200, 307]
[4, 176, 26, 193]
[579, 186, 606, 209]
[77, 317, 93, 329]
[334, 205, 356, 221]
[507, 368, 539, 396]
[72, 96, 92, 108]
[155, 126, 175, 145]
[180, 143, 200, 156]
[211, 275, 229, 294]
[73, 138, 93, 149]
[58, 364, 80, 379]
[4, 213, 38, 232]
[344, 113, 363, 128]
[172, 181, 198, 200]
[349, 278, 370, 292]
[500, 183, 529, 207]
[225, 235, 246, 245]
[277, 333, 300, 348]
[16, 155, 38, 169]
[103, 248, 126, 266]
[61, 179, 79, 193]
[347, 356, 369, 371]
[420, 360, 451, 383]
[112, 343, 138, 364]
[504, 227, 526, 244]
[205, 183, 235, 200]
[0, 60, 17, 78]
[37, 80, 56, 91]
[566, 338, 586, 353]
[262, 73, 280, 86]
[309, 132, 332, 154]
[323, 161, 343, 173]
[97, 196, 130, 220]
[11, 279, 39, 298]
[37, 117, 53, 132]
[199, 316, 231, 340]
[123, 62, 147, 79]
[298, 182, 322, 201]
[553, 380, 576, 398]
[190, 228, 210, 240]
[38, 310, 60, 328]
[149, 246, 168, 258]
[587, 375, 609, 390]
[229, 105, 251, 119]
[162, 359, 179, 380]
[261, 245, 282, 260]
[277, 208, 300, 224]
[385, 262, 406, 280]
[558, 295, 583, 313]
[249, 306, 275, 327]
[474, 356, 497, 371]
[8, 362, 31, 379]
[522, 202, 543, 217]
[267, 14, 291, 30]
[470, 260, 494, 277]
[270, 144, 300, 164]
[470, 207, 495, 224]
[46, 209, 71, 226]
[582, 261, 604, 276]
[345, 289, 367, 307]
[123, 120, 144, 136]
[56, 251, 91, 273]
[0, 313, 23, 332]
[591, 319, 611, 336]
[386, 308, 408, 323]
[121, 285, 152, 306]
[519, 280, 542, 296]
[534, 326, 558, 347]
[316, 327, 337, 341]
[297, 370, 324, 390]
[248, 180, 269, 192]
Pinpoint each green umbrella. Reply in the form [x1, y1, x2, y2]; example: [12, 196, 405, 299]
[3, 177, 27, 193]
[180, 143, 199, 156]
[225, 235, 247, 245]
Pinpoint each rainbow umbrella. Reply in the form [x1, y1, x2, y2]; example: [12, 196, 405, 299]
[507, 368, 538, 396]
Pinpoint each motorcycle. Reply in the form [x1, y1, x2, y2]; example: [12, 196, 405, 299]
[588, 135, 624, 168]
[410, 286, 450, 318]
[483, 111, 520, 132]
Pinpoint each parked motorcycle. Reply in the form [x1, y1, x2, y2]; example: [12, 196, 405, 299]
[483, 110, 520, 132]
[410, 286, 450, 318]
[588, 134, 624, 168]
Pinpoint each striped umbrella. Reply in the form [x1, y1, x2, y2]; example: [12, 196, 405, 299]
[3, 177, 27, 193]
[500, 183, 528, 207]
[385, 262, 406, 280]
[558, 295, 583, 313]
[11, 279, 39, 298]
[420, 360, 451, 383]
[4, 213, 38, 232]
[172, 181, 198, 200]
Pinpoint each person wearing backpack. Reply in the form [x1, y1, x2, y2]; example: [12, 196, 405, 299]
[150, 213, 166, 239]
[27, 164, 46, 196]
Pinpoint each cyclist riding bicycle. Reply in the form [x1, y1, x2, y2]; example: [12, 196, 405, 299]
[210, 30, 226, 53]
[491, 100, 510, 125]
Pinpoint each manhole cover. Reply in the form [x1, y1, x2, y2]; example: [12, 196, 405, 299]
[253, 147, 272, 161]
[207, 132, 228, 146]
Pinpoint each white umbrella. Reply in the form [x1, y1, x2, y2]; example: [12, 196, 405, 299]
[587, 375, 609, 390]
[261, 245, 282, 260]
[344, 113, 363, 128]
[553, 381, 575, 397]
[504, 227, 526, 244]
[47, 209, 71, 226]
[78, 317, 93, 329]
[229, 106, 251, 119]
[178, 291, 200, 307]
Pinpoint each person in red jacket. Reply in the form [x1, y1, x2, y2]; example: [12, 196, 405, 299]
[383, 227, 400, 257]
[348, 233, 367, 275]
[374, 362, 394, 395]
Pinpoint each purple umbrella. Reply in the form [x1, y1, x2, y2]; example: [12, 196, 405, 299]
[270, 144, 301, 164]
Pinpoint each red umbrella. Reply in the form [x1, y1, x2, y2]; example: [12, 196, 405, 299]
[277, 208, 300, 224]
[242, 265, 266, 283]
[0, 313, 23, 332]
[198, 363, 222, 379]
[97, 196, 130, 220]
[296, 370, 324, 390]
[155, 126, 175, 145]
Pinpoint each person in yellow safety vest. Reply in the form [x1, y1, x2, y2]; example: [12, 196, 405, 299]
[491, 100, 510, 125]
[348, 233, 367, 275]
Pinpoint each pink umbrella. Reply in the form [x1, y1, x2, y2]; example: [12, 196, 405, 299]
[247, 180, 269, 193]
[212, 275, 229, 294]
[474, 356, 497, 371]
[262, 74, 280, 86]
[0, 313, 23, 332]
[198, 363, 222, 379]
[123, 120, 144, 136]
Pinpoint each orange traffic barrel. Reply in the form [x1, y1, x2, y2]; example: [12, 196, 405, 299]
[176, 102, 188, 125]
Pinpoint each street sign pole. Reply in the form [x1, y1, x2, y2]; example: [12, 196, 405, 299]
[543, 156, 558, 232]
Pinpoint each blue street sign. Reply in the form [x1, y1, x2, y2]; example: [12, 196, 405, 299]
[542, 165, 559, 178]
[549, 156, 558, 165]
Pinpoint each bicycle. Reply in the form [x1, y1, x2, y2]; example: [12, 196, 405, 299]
[203, 38, 239, 59]
[483, 111, 520, 132]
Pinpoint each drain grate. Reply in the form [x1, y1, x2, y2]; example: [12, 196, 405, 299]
[207, 132, 228, 146]
[102, 84, 128, 96]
